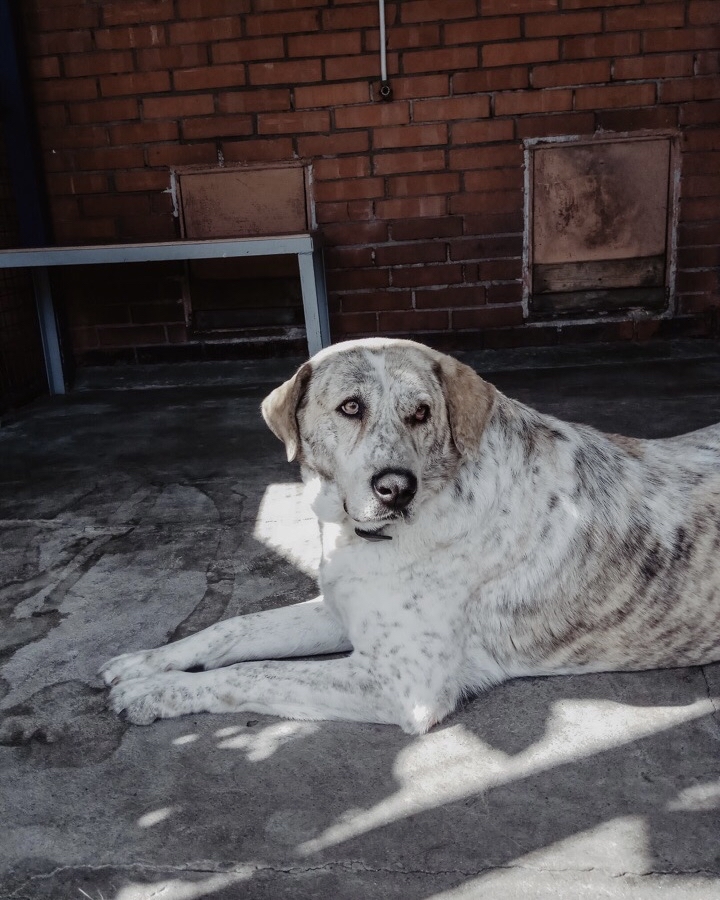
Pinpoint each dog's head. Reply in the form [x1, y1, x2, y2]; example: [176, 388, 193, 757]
[261, 339, 495, 535]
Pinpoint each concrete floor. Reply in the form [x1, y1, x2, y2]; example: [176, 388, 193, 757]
[1, 340, 720, 900]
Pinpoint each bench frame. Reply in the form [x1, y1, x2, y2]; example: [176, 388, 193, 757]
[0, 233, 330, 395]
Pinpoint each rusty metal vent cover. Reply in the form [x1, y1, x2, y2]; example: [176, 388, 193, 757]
[527, 136, 677, 319]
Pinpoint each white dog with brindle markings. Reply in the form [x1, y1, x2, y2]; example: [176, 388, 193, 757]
[102, 338, 720, 733]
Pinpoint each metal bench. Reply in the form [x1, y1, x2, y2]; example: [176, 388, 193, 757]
[0, 233, 330, 395]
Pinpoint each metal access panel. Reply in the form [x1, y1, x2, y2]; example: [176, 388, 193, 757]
[526, 134, 679, 319]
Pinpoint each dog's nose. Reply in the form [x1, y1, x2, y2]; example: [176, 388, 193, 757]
[371, 469, 418, 511]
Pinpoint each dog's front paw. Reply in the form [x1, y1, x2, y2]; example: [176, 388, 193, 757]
[108, 672, 197, 725]
[99, 649, 173, 687]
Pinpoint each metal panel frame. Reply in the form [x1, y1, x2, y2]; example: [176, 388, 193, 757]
[0, 234, 330, 394]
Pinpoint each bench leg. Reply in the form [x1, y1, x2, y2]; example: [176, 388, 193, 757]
[32, 267, 65, 395]
[298, 249, 330, 357]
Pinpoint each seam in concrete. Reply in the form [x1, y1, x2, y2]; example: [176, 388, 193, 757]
[700, 665, 720, 720]
[8, 858, 720, 897]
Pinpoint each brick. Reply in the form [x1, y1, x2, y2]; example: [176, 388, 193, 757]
[450, 190, 523, 215]
[182, 115, 254, 140]
[375, 196, 448, 218]
[29, 30, 93, 56]
[64, 50, 135, 78]
[415, 286, 486, 309]
[481, 0, 556, 12]
[444, 17, 520, 46]
[483, 39, 558, 68]
[69, 98, 139, 125]
[403, 46, 478, 74]
[315, 202, 353, 224]
[249, 59, 323, 85]
[606, 3, 685, 31]
[295, 82, 371, 108]
[53, 219, 118, 243]
[486, 283, 524, 305]
[34, 78, 97, 104]
[335, 103, 409, 129]
[31, 56, 61, 79]
[681, 195, 720, 221]
[41, 125, 108, 150]
[526, 11, 601, 37]
[325, 246, 376, 269]
[414, 95, 490, 122]
[143, 94, 214, 118]
[31, 5, 100, 31]
[131, 301, 185, 325]
[46, 172, 110, 196]
[532, 60, 610, 88]
[563, 32, 640, 59]
[222, 137, 294, 162]
[463, 169, 523, 193]
[373, 149, 446, 176]
[246, 10, 320, 36]
[177, 0, 251, 16]
[288, 32, 361, 57]
[401, 0, 477, 22]
[388, 172, 460, 197]
[391, 217, 463, 240]
[111, 120, 178, 144]
[73, 146, 146, 170]
[314, 157, 371, 180]
[102, 1, 175, 25]
[683, 152, 720, 175]
[211, 38, 285, 64]
[322, 5, 384, 30]
[391, 75, 450, 100]
[662, 76, 720, 103]
[678, 245, 720, 268]
[341, 291, 414, 314]
[36, 105, 68, 127]
[690, 1, 720, 25]
[370, 24, 440, 52]
[515, 112, 595, 138]
[101, 71, 171, 98]
[114, 171, 171, 192]
[257, 110, 330, 134]
[449, 145, 523, 171]
[451, 119, 515, 145]
[373, 123, 447, 149]
[327, 268, 390, 291]
[495, 88, 572, 116]
[297, 131, 370, 156]
[323, 221, 389, 245]
[82, 193, 151, 217]
[375, 243, 447, 266]
[683, 174, 720, 197]
[169, 17, 242, 44]
[454, 67, 529, 93]
[325, 53, 399, 81]
[174, 64, 246, 91]
[452, 306, 524, 330]
[644, 27, 720, 54]
[575, 83, 656, 110]
[613, 53, 694, 81]
[450, 234, 523, 259]
[95, 25, 167, 50]
[561, 0, 633, 7]
[98, 325, 168, 348]
[147, 143, 218, 166]
[596, 105, 678, 132]
[315, 178, 384, 202]
[378, 310, 450, 332]
[335, 312, 378, 336]
[138, 46, 208, 70]
[219, 89, 291, 113]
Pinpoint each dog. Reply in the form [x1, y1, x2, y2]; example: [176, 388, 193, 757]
[102, 338, 720, 733]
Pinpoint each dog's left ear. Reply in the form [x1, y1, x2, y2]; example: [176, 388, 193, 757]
[261, 362, 312, 462]
[435, 356, 496, 457]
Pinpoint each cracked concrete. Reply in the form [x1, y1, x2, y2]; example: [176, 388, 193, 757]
[1, 341, 720, 899]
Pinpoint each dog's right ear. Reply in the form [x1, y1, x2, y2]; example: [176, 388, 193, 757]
[261, 362, 312, 462]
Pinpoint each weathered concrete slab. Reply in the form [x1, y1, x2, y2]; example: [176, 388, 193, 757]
[1, 341, 719, 899]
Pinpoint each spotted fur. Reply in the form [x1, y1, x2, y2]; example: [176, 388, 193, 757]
[101, 338, 720, 734]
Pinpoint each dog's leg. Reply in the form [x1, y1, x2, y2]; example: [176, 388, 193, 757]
[99, 598, 350, 686]
[108, 656, 438, 732]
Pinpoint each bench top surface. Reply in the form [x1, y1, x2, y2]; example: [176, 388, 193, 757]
[0, 233, 318, 268]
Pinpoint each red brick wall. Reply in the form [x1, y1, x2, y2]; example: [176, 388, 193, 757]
[20, 0, 720, 360]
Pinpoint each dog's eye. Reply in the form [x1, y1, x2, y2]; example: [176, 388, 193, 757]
[411, 404, 430, 424]
[339, 398, 362, 418]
